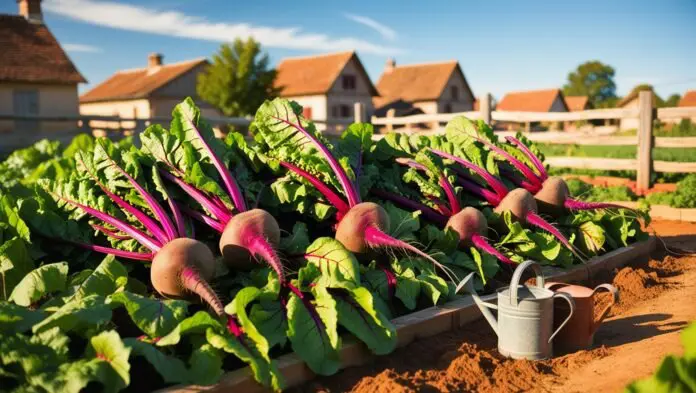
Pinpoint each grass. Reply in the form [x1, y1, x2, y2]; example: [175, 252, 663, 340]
[613, 119, 696, 137]
[537, 144, 696, 163]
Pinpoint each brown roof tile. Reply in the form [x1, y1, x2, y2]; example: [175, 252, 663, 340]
[564, 96, 590, 111]
[496, 88, 568, 112]
[274, 51, 376, 97]
[374, 61, 472, 106]
[679, 90, 696, 107]
[80, 58, 207, 103]
[0, 15, 86, 84]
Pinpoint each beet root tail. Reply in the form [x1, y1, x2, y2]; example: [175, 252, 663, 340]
[564, 198, 634, 212]
[470, 233, 515, 265]
[526, 211, 587, 261]
[180, 267, 225, 317]
[364, 225, 459, 283]
[247, 234, 285, 283]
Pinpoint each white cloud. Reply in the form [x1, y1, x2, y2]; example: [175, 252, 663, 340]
[344, 13, 397, 41]
[43, 0, 402, 55]
[62, 43, 102, 53]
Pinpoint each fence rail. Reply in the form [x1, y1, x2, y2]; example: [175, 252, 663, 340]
[3, 96, 696, 190]
[369, 91, 696, 189]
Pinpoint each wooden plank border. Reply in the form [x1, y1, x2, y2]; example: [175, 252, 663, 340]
[163, 237, 656, 393]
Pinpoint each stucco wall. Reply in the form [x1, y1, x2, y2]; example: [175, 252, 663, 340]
[154, 64, 205, 101]
[413, 101, 439, 114]
[549, 95, 568, 112]
[436, 71, 474, 113]
[284, 95, 328, 130]
[0, 83, 80, 133]
[80, 99, 151, 132]
[620, 97, 640, 130]
[325, 57, 374, 132]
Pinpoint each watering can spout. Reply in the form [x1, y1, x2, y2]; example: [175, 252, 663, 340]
[456, 273, 499, 336]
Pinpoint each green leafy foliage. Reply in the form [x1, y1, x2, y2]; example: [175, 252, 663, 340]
[0, 98, 650, 393]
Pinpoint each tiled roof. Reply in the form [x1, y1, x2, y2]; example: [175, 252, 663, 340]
[564, 96, 590, 111]
[80, 58, 207, 103]
[679, 90, 696, 107]
[374, 61, 472, 106]
[274, 51, 377, 97]
[0, 15, 86, 84]
[496, 88, 568, 112]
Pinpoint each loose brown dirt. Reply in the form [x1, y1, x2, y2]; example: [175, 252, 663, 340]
[293, 220, 696, 393]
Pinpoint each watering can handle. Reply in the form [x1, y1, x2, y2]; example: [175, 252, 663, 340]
[592, 284, 619, 329]
[510, 260, 544, 307]
[548, 292, 576, 344]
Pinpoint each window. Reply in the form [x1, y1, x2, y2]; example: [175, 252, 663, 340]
[444, 103, 452, 113]
[332, 105, 352, 118]
[302, 107, 313, 119]
[342, 75, 356, 90]
[13, 89, 39, 132]
[450, 86, 459, 100]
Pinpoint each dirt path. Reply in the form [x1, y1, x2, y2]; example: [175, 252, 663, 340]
[548, 256, 695, 392]
[296, 220, 696, 393]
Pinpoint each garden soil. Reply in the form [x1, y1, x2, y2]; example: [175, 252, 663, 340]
[293, 220, 696, 393]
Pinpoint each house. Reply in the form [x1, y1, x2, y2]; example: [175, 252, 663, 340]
[0, 0, 86, 134]
[497, 89, 568, 112]
[80, 54, 219, 120]
[564, 96, 591, 111]
[496, 89, 568, 131]
[273, 51, 377, 131]
[616, 89, 658, 130]
[374, 59, 475, 115]
[679, 90, 696, 107]
[677, 90, 696, 122]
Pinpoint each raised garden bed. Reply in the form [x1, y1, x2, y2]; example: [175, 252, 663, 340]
[164, 237, 656, 393]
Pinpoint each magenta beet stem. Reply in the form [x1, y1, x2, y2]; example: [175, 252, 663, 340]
[470, 233, 515, 265]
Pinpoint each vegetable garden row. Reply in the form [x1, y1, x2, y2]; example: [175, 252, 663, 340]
[0, 98, 649, 392]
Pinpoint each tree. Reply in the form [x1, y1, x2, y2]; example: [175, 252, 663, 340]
[197, 38, 280, 117]
[664, 94, 681, 108]
[562, 61, 618, 108]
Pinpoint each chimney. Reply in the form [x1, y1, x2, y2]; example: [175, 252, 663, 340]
[17, 0, 43, 23]
[385, 58, 396, 73]
[148, 53, 163, 69]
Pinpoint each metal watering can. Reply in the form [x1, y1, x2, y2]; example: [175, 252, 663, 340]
[544, 282, 619, 352]
[457, 260, 576, 360]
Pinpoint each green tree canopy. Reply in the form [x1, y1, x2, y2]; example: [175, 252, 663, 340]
[197, 38, 280, 117]
[562, 61, 618, 108]
[664, 94, 681, 107]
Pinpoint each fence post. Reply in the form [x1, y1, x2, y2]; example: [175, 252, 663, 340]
[353, 102, 365, 123]
[636, 90, 654, 191]
[386, 108, 395, 132]
[480, 92, 492, 125]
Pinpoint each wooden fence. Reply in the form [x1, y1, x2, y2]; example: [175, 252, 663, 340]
[3, 97, 696, 190]
[368, 91, 696, 190]
[0, 112, 356, 154]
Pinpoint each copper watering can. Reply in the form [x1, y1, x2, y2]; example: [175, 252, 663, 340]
[544, 282, 619, 352]
[457, 261, 575, 360]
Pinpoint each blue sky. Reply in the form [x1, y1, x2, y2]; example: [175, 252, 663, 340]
[4, 0, 695, 99]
